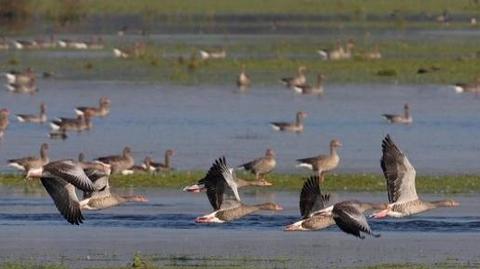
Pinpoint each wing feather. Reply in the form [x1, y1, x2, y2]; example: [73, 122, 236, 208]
[380, 135, 417, 203]
[40, 177, 84, 225]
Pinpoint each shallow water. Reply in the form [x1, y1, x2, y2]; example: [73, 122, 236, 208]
[1, 80, 480, 174]
[0, 188, 478, 268]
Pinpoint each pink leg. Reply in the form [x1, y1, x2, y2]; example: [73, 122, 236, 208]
[370, 209, 389, 219]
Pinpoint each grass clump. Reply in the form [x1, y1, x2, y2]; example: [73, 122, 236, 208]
[1, 172, 479, 193]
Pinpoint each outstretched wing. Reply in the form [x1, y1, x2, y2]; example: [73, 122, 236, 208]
[333, 201, 379, 239]
[40, 177, 84, 225]
[300, 175, 330, 218]
[43, 160, 96, 192]
[380, 135, 418, 203]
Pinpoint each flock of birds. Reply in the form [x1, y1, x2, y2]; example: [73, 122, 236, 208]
[0, 34, 469, 240]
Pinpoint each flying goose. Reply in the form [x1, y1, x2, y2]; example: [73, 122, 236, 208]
[370, 135, 459, 219]
[296, 139, 342, 179]
[8, 143, 49, 175]
[293, 73, 325, 95]
[271, 111, 307, 133]
[27, 160, 103, 224]
[382, 103, 412, 124]
[281, 66, 307, 88]
[285, 176, 384, 238]
[237, 148, 276, 184]
[0, 108, 9, 139]
[95, 146, 135, 174]
[81, 168, 148, 211]
[16, 103, 47, 123]
[285, 175, 335, 231]
[195, 157, 282, 223]
[236, 64, 251, 89]
[75, 97, 111, 117]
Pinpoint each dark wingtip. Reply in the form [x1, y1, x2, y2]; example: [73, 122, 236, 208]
[373, 233, 381, 238]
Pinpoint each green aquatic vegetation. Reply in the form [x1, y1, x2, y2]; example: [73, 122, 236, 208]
[1, 38, 478, 85]
[29, 0, 480, 16]
[1, 172, 478, 193]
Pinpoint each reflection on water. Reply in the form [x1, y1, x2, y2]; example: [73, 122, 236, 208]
[0, 80, 479, 174]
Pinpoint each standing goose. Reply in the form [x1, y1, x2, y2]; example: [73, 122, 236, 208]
[271, 111, 307, 133]
[50, 114, 92, 132]
[95, 146, 135, 174]
[8, 143, 49, 175]
[146, 149, 175, 172]
[195, 157, 283, 223]
[237, 148, 276, 184]
[293, 73, 325, 95]
[281, 66, 307, 88]
[27, 160, 101, 225]
[16, 103, 47, 123]
[121, 156, 152, 175]
[0, 108, 9, 139]
[296, 139, 342, 180]
[285, 175, 335, 231]
[236, 64, 251, 89]
[382, 103, 412, 124]
[75, 97, 111, 117]
[371, 135, 459, 219]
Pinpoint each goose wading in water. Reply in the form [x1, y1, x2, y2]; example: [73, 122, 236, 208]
[236, 64, 251, 89]
[75, 97, 111, 117]
[370, 135, 459, 219]
[293, 73, 325, 95]
[16, 102, 47, 123]
[452, 78, 480, 93]
[95, 146, 135, 174]
[280, 66, 307, 88]
[0, 108, 9, 139]
[271, 111, 307, 133]
[237, 148, 276, 185]
[382, 103, 412, 124]
[296, 139, 342, 180]
[195, 157, 283, 223]
[50, 114, 92, 132]
[8, 143, 49, 176]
